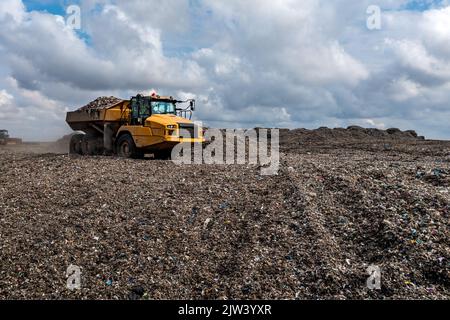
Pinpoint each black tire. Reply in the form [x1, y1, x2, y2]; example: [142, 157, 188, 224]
[80, 136, 90, 155]
[69, 134, 84, 155]
[117, 134, 138, 158]
[82, 135, 103, 156]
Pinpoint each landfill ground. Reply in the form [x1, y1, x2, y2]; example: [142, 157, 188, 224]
[0, 128, 449, 300]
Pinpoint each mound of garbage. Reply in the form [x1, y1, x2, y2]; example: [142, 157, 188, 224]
[0, 139, 448, 299]
[277, 126, 441, 156]
[78, 96, 123, 111]
[280, 126, 423, 145]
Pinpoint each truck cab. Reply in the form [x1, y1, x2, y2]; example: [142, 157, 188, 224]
[116, 94, 202, 158]
[129, 94, 180, 124]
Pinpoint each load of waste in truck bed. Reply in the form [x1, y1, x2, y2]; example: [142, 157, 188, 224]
[78, 96, 124, 111]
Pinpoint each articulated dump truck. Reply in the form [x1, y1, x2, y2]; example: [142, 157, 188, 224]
[66, 94, 204, 159]
[0, 130, 22, 145]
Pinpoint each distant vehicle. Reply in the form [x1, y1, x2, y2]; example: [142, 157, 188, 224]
[0, 130, 23, 145]
[0, 130, 9, 145]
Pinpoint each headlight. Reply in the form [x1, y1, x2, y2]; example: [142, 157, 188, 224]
[167, 125, 176, 129]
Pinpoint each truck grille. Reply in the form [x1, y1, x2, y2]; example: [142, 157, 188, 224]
[178, 123, 197, 139]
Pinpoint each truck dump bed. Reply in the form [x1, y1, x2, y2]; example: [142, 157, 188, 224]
[66, 100, 130, 132]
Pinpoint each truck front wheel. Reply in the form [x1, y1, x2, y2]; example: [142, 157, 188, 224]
[117, 134, 138, 158]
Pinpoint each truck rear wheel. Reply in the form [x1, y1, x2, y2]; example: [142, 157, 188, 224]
[69, 134, 84, 155]
[80, 135, 100, 155]
[117, 134, 138, 158]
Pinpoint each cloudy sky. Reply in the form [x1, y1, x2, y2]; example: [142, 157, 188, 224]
[0, 0, 449, 141]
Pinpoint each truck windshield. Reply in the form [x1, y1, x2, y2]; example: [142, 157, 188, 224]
[151, 101, 175, 115]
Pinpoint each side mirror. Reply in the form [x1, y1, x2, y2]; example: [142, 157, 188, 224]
[190, 100, 195, 111]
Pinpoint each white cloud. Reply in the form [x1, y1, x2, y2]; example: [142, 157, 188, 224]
[0, 77, 69, 140]
[420, 6, 450, 57]
[0, 89, 14, 108]
[0, 0, 450, 140]
[0, 0, 25, 22]
[388, 77, 421, 102]
[386, 38, 450, 83]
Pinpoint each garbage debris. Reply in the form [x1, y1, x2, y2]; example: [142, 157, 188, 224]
[0, 128, 448, 300]
[78, 96, 123, 111]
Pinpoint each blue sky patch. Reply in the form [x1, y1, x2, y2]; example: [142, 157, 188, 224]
[402, 0, 445, 11]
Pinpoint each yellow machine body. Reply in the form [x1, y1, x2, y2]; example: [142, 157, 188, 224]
[66, 95, 203, 157]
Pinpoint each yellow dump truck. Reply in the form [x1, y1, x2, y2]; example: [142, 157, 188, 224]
[66, 94, 203, 159]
